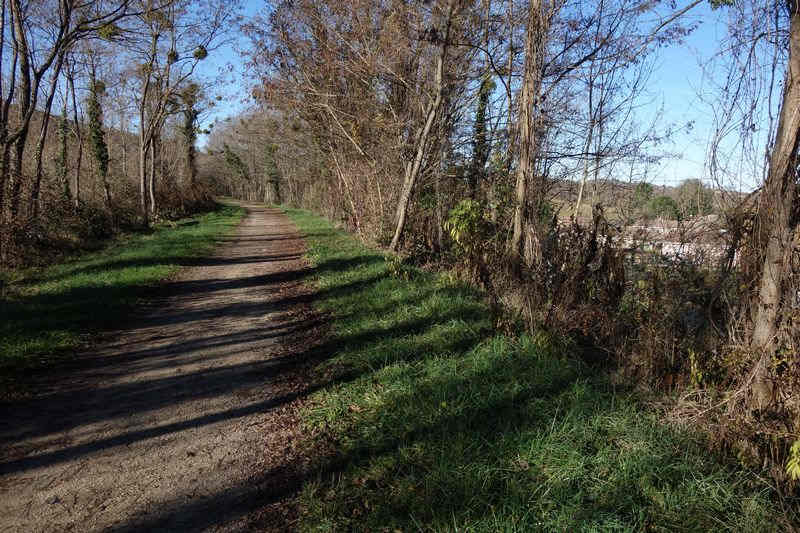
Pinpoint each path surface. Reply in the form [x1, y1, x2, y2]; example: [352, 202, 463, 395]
[0, 205, 318, 532]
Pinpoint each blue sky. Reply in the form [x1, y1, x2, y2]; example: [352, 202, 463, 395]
[195, 0, 265, 147]
[197, 0, 762, 191]
[644, 3, 747, 190]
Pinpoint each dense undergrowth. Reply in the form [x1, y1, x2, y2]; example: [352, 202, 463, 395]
[1, 190, 218, 269]
[284, 207, 792, 531]
[0, 203, 244, 389]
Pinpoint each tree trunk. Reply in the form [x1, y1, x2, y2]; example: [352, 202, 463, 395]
[8, 0, 30, 218]
[389, 0, 459, 251]
[104, 127, 112, 209]
[149, 135, 158, 216]
[184, 121, 197, 196]
[0, 0, 7, 223]
[102, 168, 112, 209]
[68, 69, 83, 209]
[504, 0, 515, 178]
[747, 0, 800, 409]
[469, 0, 493, 200]
[121, 115, 127, 178]
[574, 62, 597, 221]
[510, 0, 547, 261]
[9, 134, 25, 217]
[574, 120, 594, 220]
[435, 165, 444, 253]
[139, 135, 149, 222]
[0, 144, 9, 218]
[30, 53, 66, 219]
[270, 179, 281, 204]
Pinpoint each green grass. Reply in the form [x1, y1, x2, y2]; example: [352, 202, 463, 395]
[284, 207, 788, 532]
[0, 204, 244, 383]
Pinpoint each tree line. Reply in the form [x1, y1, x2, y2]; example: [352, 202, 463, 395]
[0, 0, 236, 265]
[205, 0, 800, 488]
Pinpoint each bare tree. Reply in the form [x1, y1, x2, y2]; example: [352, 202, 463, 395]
[509, 0, 552, 262]
[123, 0, 233, 221]
[0, 0, 151, 221]
[746, 0, 800, 408]
[390, 0, 463, 250]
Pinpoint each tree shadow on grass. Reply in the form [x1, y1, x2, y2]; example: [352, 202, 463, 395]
[97, 344, 778, 533]
[248, 220, 784, 531]
[2, 214, 629, 532]
[0, 253, 384, 381]
[0, 291, 482, 460]
[298, 348, 780, 531]
[0, 247, 482, 474]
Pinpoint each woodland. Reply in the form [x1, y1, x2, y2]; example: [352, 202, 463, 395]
[0, 0, 232, 268]
[210, 0, 800, 492]
[2, 0, 800, 512]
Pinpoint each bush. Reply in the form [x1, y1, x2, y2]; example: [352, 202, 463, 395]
[445, 198, 487, 252]
[647, 195, 680, 220]
[76, 204, 114, 240]
[616, 253, 728, 387]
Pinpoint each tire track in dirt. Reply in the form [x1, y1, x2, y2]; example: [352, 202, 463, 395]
[0, 204, 320, 532]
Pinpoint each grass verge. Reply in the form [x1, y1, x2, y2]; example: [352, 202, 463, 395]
[0, 204, 244, 387]
[284, 207, 788, 532]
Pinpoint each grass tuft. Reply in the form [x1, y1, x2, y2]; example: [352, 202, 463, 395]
[284, 207, 786, 532]
[0, 205, 244, 385]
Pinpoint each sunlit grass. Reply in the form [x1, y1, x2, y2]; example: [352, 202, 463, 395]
[0, 205, 244, 383]
[285, 207, 786, 532]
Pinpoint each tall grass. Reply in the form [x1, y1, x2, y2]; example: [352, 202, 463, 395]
[284, 207, 786, 532]
[0, 205, 244, 383]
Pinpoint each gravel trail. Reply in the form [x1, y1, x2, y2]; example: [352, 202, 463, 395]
[0, 204, 317, 532]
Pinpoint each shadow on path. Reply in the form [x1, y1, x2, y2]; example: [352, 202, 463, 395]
[0, 203, 323, 533]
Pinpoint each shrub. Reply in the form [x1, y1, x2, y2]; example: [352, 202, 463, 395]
[647, 195, 680, 220]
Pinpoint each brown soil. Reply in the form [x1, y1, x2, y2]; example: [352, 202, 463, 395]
[0, 204, 322, 532]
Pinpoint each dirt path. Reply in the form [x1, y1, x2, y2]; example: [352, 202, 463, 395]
[0, 204, 319, 532]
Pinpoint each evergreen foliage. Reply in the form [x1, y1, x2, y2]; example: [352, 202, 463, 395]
[87, 75, 109, 183]
[222, 144, 249, 181]
[56, 104, 69, 200]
